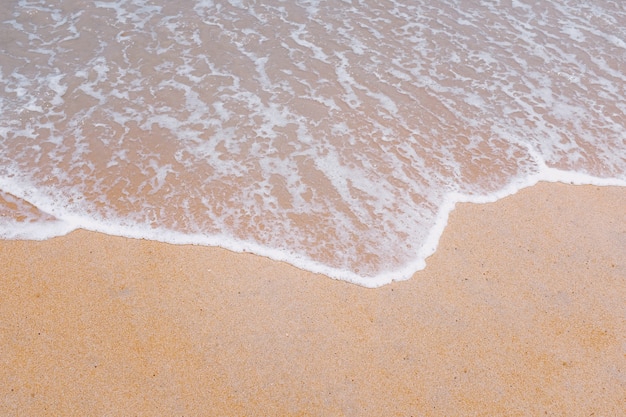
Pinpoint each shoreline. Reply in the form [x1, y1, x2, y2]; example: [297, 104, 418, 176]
[1, 182, 625, 415]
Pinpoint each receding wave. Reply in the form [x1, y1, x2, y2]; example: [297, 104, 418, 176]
[1, 0, 625, 286]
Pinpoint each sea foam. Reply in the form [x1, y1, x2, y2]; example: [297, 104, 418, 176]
[0, 0, 625, 286]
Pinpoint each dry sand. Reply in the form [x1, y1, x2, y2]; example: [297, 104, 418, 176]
[1, 182, 625, 416]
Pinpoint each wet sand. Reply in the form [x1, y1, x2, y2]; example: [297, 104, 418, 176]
[1, 182, 625, 415]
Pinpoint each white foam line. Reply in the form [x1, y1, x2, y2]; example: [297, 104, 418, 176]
[363, 170, 626, 288]
[1, 168, 623, 287]
[0, 218, 75, 240]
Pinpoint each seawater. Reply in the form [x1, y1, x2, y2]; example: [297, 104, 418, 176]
[1, 0, 625, 286]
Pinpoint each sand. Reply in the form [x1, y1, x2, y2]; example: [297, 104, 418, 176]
[1, 182, 625, 416]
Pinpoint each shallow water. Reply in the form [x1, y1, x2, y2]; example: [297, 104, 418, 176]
[1, 0, 625, 286]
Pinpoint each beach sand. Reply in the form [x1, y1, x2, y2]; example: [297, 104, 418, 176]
[1, 182, 625, 415]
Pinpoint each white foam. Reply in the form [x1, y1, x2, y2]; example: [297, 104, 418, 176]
[0, 217, 75, 240]
[1, 0, 625, 286]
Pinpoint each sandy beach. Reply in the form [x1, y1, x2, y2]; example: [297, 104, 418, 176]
[1, 181, 625, 415]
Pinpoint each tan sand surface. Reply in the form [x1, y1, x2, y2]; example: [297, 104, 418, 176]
[1, 182, 625, 416]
